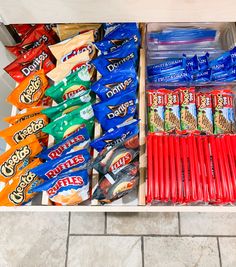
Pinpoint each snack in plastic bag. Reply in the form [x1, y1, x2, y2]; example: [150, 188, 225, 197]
[33, 169, 89, 205]
[45, 66, 91, 103]
[4, 44, 55, 83]
[0, 159, 43, 206]
[38, 127, 90, 160]
[7, 70, 48, 110]
[0, 114, 49, 146]
[92, 161, 139, 204]
[31, 149, 90, 180]
[0, 135, 43, 182]
[93, 89, 137, 131]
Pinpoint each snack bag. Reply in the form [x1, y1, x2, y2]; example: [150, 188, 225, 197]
[0, 159, 43, 206]
[45, 66, 91, 103]
[0, 135, 43, 182]
[91, 40, 138, 76]
[92, 161, 139, 204]
[7, 70, 48, 110]
[12, 24, 33, 39]
[196, 92, 213, 134]
[93, 89, 137, 131]
[4, 44, 55, 83]
[148, 69, 189, 83]
[212, 89, 234, 134]
[42, 90, 94, 120]
[38, 127, 90, 160]
[93, 133, 139, 174]
[161, 89, 181, 132]
[179, 87, 197, 131]
[4, 107, 44, 125]
[91, 63, 138, 101]
[90, 119, 139, 152]
[42, 102, 94, 142]
[49, 30, 96, 64]
[46, 51, 90, 82]
[0, 114, 49, 147]
[6, 24, 56, 57]
[33, 169, 89, 205]
[146, 89, 165, 132]
[31, 149, 90, 180]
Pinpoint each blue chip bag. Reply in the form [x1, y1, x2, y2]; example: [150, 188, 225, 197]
[91, 64, 138, 101]
[103, 23, 137, 36]
[32, 169, 90, 205]
[37, 127, 90, 161]
[31, 149, 90, 180]
[91, 40, 138, 76]
[93, 89, 137, 131]
[90, 119, 139, 152]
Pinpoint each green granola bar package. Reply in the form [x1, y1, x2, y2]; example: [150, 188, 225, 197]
[45, 66, 91, 103]
[42, 90, 95, 120]
[42, 102, 94, 142]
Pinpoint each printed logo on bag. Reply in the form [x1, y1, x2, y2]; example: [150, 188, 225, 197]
[21, 35, 48, 52]
[9, 171, 37, 204]
[0, 146, 31, 177]
[180, 90, 194, 105]
[61, 44, 93, 62]
[106, 53, 135, 71]
[63, 85, 87, 100]
[45, 155, 85, 179]
[20, 51, 48, 77]
[109, 152, 132, 172]
[20, 75, 43, 104]
[107, 100, 135, 119]
[197, 95, 211, 109]
[105, 77, 133, 98]
[104, 131, 131, 148]
[13, 119, 46, 143]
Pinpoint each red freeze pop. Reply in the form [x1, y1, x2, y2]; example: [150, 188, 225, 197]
[193, 135, 203, 201]
[164, 135, 170, 201]
[169, 135, 177, 203]
[188, 135, 197, 201]
[220, 136, 234, 202]
[147, 134, 154, 203]
[153, 135, 159, 200]
[158, 135, 165, 200]
[216, 136, 229, 202]
[225, 135, 236, 199]
[203, 136, 216, 201]
[175, 136, 183, 203]
[209, 136, 222, 202]
[181, 137, 190, 203]
[197, 136, 209, 202]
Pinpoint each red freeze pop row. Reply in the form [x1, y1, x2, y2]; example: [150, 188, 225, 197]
[147, 133, 236, 204]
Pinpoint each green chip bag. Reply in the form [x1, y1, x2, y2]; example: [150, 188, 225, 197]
[42, 102, 94, 142]
[42, 90, 95, 120]
[45, 66, 91, 103]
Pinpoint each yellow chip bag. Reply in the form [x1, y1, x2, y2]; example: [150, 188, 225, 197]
[0, 114, 49, 147]
[46, 51, 90, 83]
[7, 70, 48, 110]
[0, 158, 43, 206]
[0, 135, 43, 182]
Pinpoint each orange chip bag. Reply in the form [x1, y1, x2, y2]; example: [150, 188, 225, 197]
[7, 70, 48, 110]
[4, 107, 44, 125]
[0, 158, 43, 206]
[0, 135, 43, 182]
[0, 114, 49, 147]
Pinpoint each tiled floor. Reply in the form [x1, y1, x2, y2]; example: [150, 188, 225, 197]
[0, 212, 236, 267]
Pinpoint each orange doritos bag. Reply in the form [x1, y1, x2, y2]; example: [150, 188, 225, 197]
[0, 135, 43, 183]
[7, 70, 48, 110]
[0, 158, 43, 206]
[0, 114, 49, 146]
[4, 107, 44, 125]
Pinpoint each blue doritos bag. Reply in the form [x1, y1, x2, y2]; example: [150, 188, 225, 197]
[91, 63, 138, 101]
[37, 127, 90, 161]
[103, 23, 139, 37]
[91, 40, 138, 76]
[31, 149, 90, 180]
[93, 89, 137, 131]
[90, 119, 139, 152]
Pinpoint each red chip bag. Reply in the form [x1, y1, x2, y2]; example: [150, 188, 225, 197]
[12, 24, 33, 38]
[4, 43, 55, 83]
[6, 24, 56, 57]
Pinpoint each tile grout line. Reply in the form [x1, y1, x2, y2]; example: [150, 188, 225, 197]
[65, 212, 71, 267]
[178, 212, 181, 235]
[105, 212, 107, 234]
[217, 237, 223, 267]
[141, 236, 145, 267]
